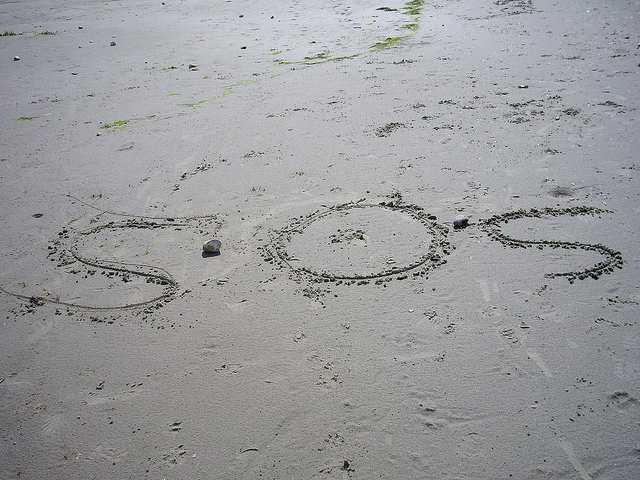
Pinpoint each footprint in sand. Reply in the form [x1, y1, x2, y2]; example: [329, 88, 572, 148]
[161, 444, 187, 466]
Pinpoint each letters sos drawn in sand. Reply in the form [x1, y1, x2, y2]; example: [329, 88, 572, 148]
[0, 200, 625, 314]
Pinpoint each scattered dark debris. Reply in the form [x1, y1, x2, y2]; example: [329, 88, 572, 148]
[376, 122, 405, 137]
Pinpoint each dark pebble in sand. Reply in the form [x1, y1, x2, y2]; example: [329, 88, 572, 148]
[453, 215, 469, 229]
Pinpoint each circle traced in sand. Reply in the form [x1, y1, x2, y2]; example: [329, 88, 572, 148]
[264, 201, 450, 284]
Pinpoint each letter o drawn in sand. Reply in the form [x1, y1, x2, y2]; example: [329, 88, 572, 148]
[263, 200, 450, 285]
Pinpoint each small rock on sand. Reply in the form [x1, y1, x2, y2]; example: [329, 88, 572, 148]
[203, 239, 222, 254]
[453, 215, 469, 229]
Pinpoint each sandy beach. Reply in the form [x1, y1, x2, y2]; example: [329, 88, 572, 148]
[1, 0, 639, 478]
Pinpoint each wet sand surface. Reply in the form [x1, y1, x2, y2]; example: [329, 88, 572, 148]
[1, 0, 639, 478]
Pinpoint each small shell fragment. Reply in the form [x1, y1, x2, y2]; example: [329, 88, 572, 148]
[203, 239, 222, 254]
[453, 215, 469, 229]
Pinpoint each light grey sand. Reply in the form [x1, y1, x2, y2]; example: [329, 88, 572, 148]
[1, 0, 639, 478]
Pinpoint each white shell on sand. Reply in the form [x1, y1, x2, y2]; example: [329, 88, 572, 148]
[203, 239, 222, 253]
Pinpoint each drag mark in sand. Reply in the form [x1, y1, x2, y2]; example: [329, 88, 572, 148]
[527, 349, 553, 377]
[560, 441, 592, 480]
[480, 206, 623, 283]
